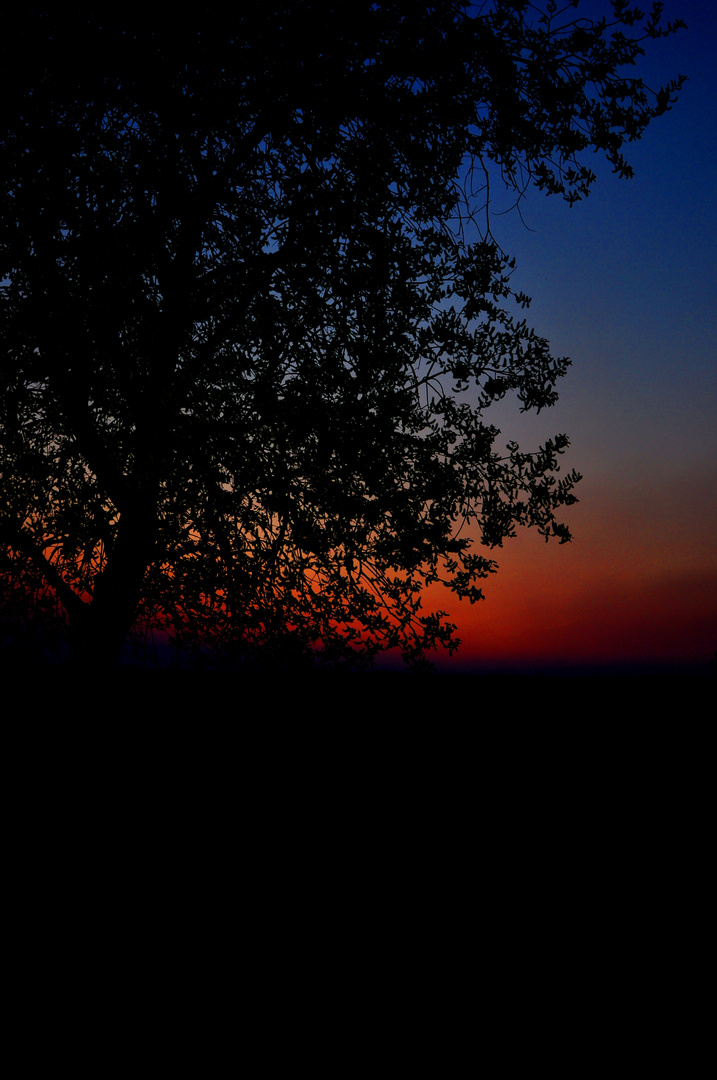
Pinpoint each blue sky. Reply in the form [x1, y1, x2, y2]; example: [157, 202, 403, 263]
[437, 0, 717, 674]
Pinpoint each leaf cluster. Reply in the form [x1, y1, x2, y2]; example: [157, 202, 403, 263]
[0, 2, 685, 668]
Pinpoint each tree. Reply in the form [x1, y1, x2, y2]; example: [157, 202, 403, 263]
[0, 2, 685, 671]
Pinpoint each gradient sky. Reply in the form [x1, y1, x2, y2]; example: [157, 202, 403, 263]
[429, 0, 716, 675]
[8, 4, 713, 676]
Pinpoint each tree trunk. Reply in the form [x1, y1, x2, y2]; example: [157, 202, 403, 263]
[70, 491, 159, 670]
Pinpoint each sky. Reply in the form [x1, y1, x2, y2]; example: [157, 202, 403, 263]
[5, 3, 713, 677]
[430, 0, 717, 675]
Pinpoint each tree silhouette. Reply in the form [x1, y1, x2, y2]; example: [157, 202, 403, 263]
[0, 3, 685, 670]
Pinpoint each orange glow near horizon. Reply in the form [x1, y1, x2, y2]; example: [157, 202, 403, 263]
[5, 462, 715, 675]
[427, 466, 717, 674]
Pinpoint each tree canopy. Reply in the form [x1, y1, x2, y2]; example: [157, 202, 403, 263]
[0, 2, 685, 670]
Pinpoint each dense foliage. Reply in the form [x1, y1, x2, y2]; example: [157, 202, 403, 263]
[0, 2, 684, 668]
